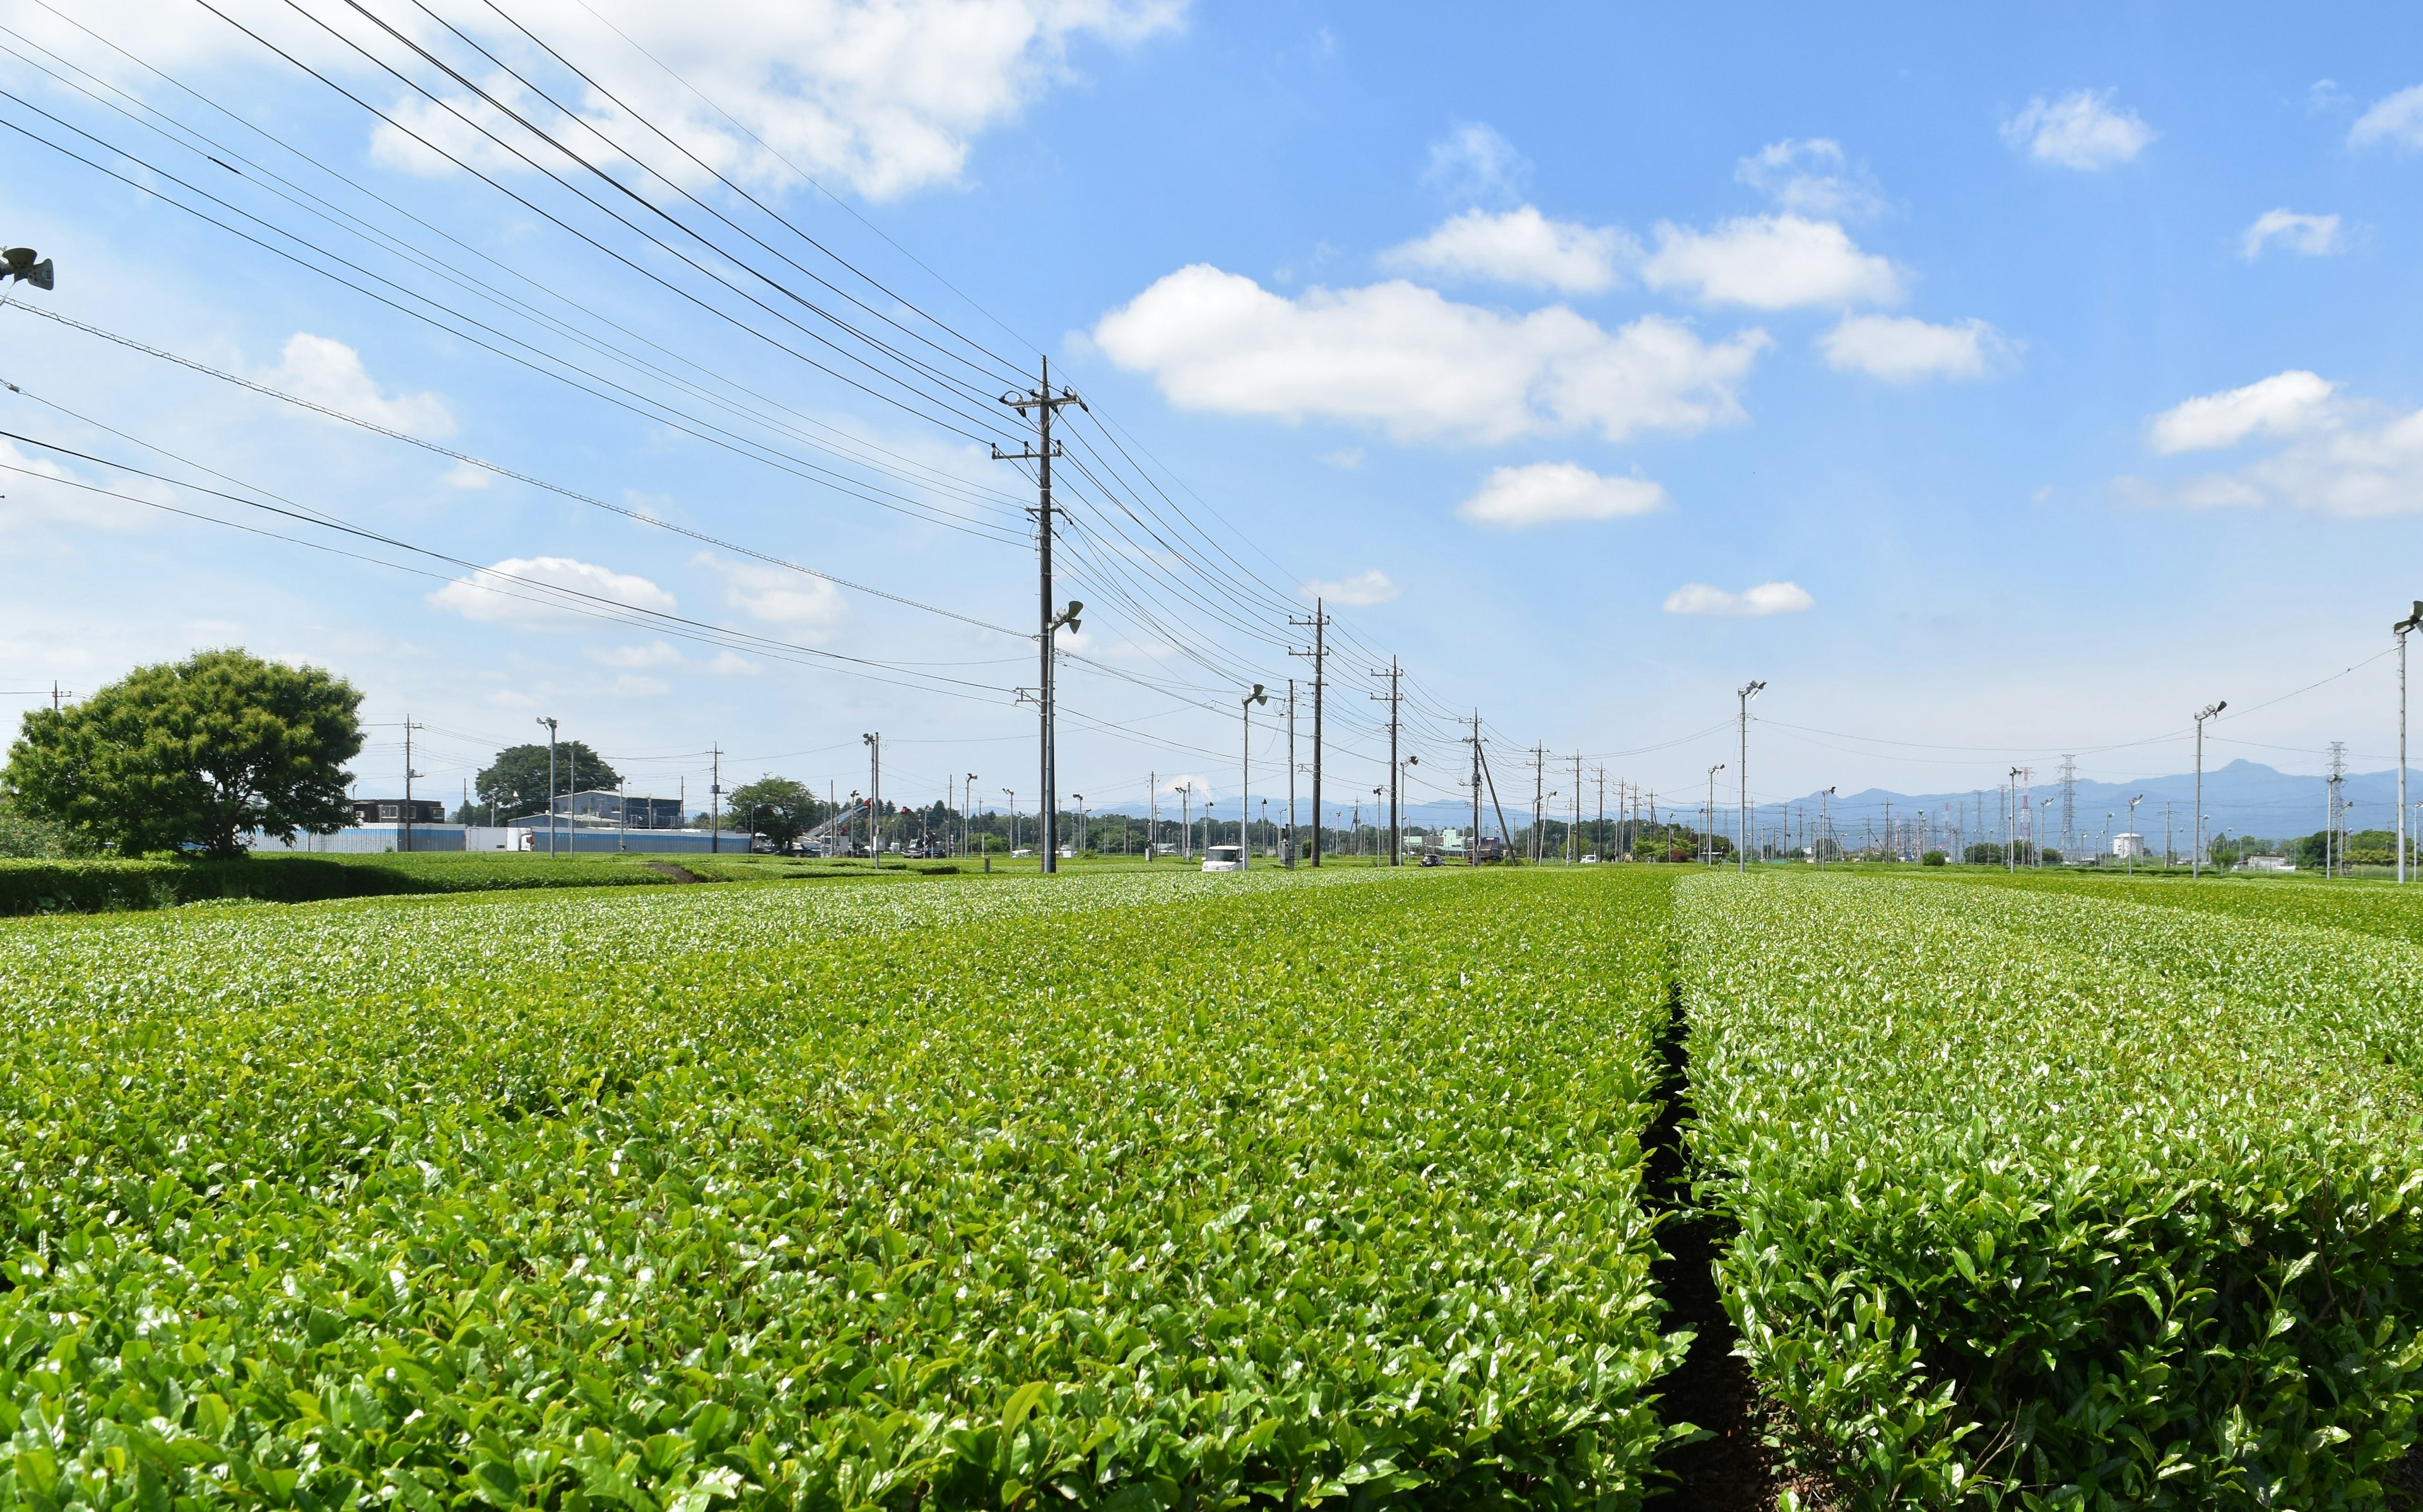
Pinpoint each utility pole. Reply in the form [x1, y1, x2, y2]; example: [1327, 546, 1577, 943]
[1147, 773, 1157, 861]
[992, 358, 1084, 874]
[1288, 600, 1329, 866]
[401, 717, 423, 854]
[2193, 700, 2227, 879]
[709, 742, 723, 855]
[1705, 763, 1725, 866]
[1370, 660, 1403, 865]
[967, 773, 979, 859]
[1595, 765, 1606, 862]
[1468, 713, 1483, 866]
[1239, 684, 1268, 868]
[1532, 745, 1547, 865]
[2060, 756, 2077, 864]
[1738, 679, 1765, 872]
[1286, 679, 1299, 869]
[2402, 604, 2423, 883]
[1571, 753, 1583, 864]
[1819, 786, 1834, 869]
[536, 716, 558, 859]
[863, 732, 882, 869]
[2006, 767, 2020, 872]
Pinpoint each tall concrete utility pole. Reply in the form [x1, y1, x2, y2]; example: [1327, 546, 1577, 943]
[2193, 700, 2227, 879]
[1288, 601, 1329, 865]
[1737, 680, 1765, 872]
[1285, 680, 1298, 869]
[1468, 713, 1483, 865]
[401, 717, 423, 854]
[1532, 745, 1547, 865]
[1147, 773, 1157, 861]
[2401, 603, 2423, 882]
[710, 742, 723, 855]
[1571, 753, 1583, 864]
[992, 358, 1084, 874]
[863, 732, 882, 869]
[1370, 660, 1403, 864]
[1239, 684, 1268, 868]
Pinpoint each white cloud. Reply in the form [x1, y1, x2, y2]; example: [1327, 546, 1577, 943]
[695, 553, 847, 634]
[427, 556, 676, 629]
[26, 0, 1182, 201]
[1819, 314, 2008, 382]
[2147, 370, 2335, 453]
[2351, 83, 2423, 149]
[1456, 463, 1667, 528]
[441, 460, 492, 489]
[1423, 121, 1528, 202]
[1734, 138, 1884, 219]
[1639, 214, 1901, 309]
[261, 334, 453, 438]
[2001, 89, 2155, 170]
[2126, 373, 2423, 517]
[1302, 568, 1398, 606]
[586, 641, 684, 668]
[0, 438, 158, 530]
[1379, 206, 1632, 293]
[1662, 581, 1815, 616]
[1091, 265, 1769, 445]
[2240, 209, 2344, 258]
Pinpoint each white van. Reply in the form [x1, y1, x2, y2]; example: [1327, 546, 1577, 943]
[1201, 845, 1244, 872]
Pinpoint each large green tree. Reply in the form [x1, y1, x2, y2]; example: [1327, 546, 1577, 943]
[4, 648, 362, 859]
[475, 742, 620, 820]
[724, 776, 819, 847]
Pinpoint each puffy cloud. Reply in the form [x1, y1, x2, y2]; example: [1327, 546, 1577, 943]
[2351, 83, 2423, 149]
[1639, 214, 1901, 309]
[427, 556, 676, 628]
[261, 334, 453, 438]
[1422, 121, 1529, 202]
[2239, 209, 2344, 258]
[2147, 371, 2335, 454]
[1818, 314, 2008, 382]
[1734, 138, 1884, 219]
[1379, 206, 1633, 294]
[1090, 265, 1768, 444]
[695, 553, 847, 633]
[1456, 462, 1667, 528]
[25, 0, 1182, 201]
[1662, 581, 1815, 616]
[2001, 89, 2154, 170]
[1301, 569, 1398, 606]
[2126, 374, 2423, 517]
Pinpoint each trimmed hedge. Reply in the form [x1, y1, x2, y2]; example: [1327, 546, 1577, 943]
[0, 854, 689, 915]
[1683, 872, 2423, 1508]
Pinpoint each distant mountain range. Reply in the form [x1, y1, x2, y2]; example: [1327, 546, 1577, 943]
[1086, 759, 2402, 855]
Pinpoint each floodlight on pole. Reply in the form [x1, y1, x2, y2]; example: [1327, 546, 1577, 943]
[2192, 701, 2226, 878]
[1239, 683, 1268, 868]
[2126, 794, 2143, 875]
[535, 716, 558, 859]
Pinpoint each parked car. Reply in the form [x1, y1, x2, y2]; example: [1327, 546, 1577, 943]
[1201, 845, 1244, 872]
[1419, 851, 1442, 867]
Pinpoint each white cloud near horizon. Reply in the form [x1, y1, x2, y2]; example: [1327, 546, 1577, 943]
[2351, 83, 2423, 149]
[2147, 371, 2335, 454]
[1379, 206, 1632, 293]
[1639, 214, 1901, 309]
[2002, 90, 2154, 170]
[1301, 568, 1398, 606]
[1457, 462, 1667, 528]
[2240, 209, 2344, 258]
[262, 334, 454, 438]
[427, 556, 676, 629]
[1819, 314, 2008, 382]
[1663, 581, 1815, 616]
[2126, 370, 2423, 517]
[1422, 121, 1529, 202]
[1090, 264, 1769, 444]
[1734, 138, 1884, 219]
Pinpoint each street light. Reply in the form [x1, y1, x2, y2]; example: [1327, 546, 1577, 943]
[964, 773, 978, 859]
[1073, 794, 1085, 859]
[1737, 680, 1765, 874]
[1401, 754, 1419, 863]
[2193, 701, 2227, 879]
[1704, 763, 1726, 866]
[1002, 788, 1016, 857]
[2127, 794, 2143, 876]
[1818, 785, 1835, 870]
[534, 716, 558, 859]
[1240, 683, 1268, 869]
[2007, 766, 2023, 872]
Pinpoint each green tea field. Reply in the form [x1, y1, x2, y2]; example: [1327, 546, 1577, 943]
[6, 864, 2423, 1509]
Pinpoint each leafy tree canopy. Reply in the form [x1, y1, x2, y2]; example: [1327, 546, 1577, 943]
[476, 742, 620, 820]
[724, 776, 818, 847]
[3, 648, 362, 859]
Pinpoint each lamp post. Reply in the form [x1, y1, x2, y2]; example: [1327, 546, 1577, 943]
[1401, 755, 1420, 862]
[2193, 701, 2227, 879]
[2127, 795, 2143, 876]
[1073, 794, 1086, 858]
[964, 774, 977, 859]
[2007, 766, 2022, 872]
[2399, 603, 2423, 883]
[1240, 683, 1268, 869]
[1002, 788, 1015, 858]
[1371, 787, 1383, 863]
[1818, 785, 1835, 869]
[534, 717, 558, 859]
[1737, 680, 1765, 874]
[1704, 764, 1726, 866]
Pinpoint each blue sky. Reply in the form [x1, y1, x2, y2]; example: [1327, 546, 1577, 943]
[6, 0, 2423, 828]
